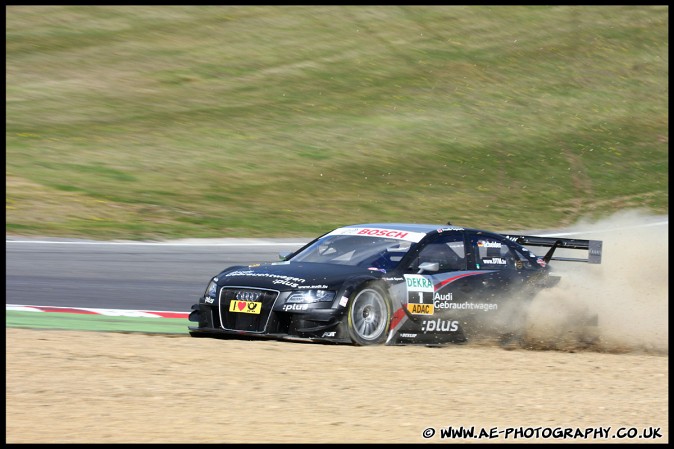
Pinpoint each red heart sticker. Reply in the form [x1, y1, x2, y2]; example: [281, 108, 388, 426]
[237, 301, 246, 311]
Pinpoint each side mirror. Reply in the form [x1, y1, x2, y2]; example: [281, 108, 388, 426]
[417, 262, 439, 273]
[278, 251, 292, 261]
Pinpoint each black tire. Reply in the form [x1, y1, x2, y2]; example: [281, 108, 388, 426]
[346, 284, 391, 345]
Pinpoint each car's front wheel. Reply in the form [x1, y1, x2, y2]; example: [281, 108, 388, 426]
[346, 284, 391, 345]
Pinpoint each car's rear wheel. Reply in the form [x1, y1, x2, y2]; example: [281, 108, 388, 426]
[346, 284, 391, 345]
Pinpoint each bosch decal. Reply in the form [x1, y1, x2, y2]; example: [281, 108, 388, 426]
[325, 227, 427, 242]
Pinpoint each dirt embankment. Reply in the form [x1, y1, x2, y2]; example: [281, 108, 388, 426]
[5, 328, 668, 444]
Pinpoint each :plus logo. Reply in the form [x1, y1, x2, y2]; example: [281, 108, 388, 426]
[421, 319, 459, 333]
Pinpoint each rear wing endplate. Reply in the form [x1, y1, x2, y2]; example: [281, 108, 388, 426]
[504, 235, 603, 264]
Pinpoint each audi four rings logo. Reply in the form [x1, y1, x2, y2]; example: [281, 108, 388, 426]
[236, 290, 262, 301]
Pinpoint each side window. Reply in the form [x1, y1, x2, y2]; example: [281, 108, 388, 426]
[469, 234, 515, 270]
[414, 233, 466, 272]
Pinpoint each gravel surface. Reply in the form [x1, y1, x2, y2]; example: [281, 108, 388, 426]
[6, 328, 668, 444]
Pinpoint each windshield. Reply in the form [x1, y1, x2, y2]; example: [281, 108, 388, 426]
[290, 234, 415, 271]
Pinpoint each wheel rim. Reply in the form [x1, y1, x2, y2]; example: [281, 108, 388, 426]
[351, 288, 388, 341]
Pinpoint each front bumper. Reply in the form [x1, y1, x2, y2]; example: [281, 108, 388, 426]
[188, 302, 350, 342]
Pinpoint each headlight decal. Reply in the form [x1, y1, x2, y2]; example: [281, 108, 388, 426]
[205, 279, 218, 299]
[286, 289, 336, 304]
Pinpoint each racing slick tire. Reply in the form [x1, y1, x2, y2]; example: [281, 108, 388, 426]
[346, 284, 392, 346]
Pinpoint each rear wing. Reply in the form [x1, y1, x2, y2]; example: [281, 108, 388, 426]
[504, 235, 603, 264]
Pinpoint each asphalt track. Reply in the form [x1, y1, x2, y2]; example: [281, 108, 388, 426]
[5, 215, 668, 335]
[5, 237, 310, 333]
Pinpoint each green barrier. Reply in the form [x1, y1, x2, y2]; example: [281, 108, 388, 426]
[6, 311, 190, 334]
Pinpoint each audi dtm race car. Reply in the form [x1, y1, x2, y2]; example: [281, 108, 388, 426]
[188, 223, 602, 346]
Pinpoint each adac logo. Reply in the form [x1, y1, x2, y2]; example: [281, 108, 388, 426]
[406, 303, 434, 315]
[229, 300, 262, 314]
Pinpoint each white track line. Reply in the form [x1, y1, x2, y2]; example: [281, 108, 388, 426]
[6, 303, 188, 317]
[5, 240, 309, 246]
[6, 219, 666, 245]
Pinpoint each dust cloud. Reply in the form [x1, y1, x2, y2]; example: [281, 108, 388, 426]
[522, 209, 668, 354]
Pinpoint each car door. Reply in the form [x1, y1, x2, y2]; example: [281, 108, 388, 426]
[403, 231, 484, 317]
[464, 231, 525, 302]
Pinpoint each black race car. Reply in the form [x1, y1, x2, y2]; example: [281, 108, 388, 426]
[188, 223, 602, 345]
